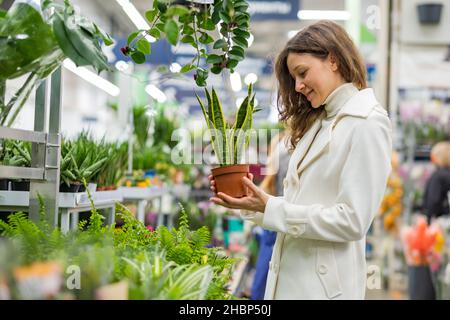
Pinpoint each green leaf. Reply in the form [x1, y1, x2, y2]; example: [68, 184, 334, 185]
[213, 39, 228, 50]
[200, 19, 216, 31]
[232, 36, 247, 48]
[166, 5, 190, 17]
[226, 59, 238, 68]
[233, 29, 251, 39]
[131, 51, 146, 64]
[211, 66, 222, 74]
[145, 9, 157, 23]
[136, 39, 151, 55]
[199, 32, 213, 44]
[180, 64, 195, 74]
[155, 22, 166, 32]
[127, 31, 139, 45]
[219, 12, 231, 23]
[181, 35, 195, 44]
[182, 25, 194, 35]
[148, 28, 160, 38]
[164, 20, 179, 46]
[157, 2, 167, 13]
[235, 2, 249, 12]
[206, 54, 222, 64]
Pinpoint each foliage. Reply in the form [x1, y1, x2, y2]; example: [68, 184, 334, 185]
[133, 105, 152, 150]
[0, 0, 112, 126]
[0, 198, 237, 300]
[123, 0, 251, 87]
[0, 140, 31, 167]
[196, 83, 258, 165]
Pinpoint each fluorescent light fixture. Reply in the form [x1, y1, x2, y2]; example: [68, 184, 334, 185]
[145, 84, 167, 103]
[230, 72, 242, 92]
[115, 60, 129, 71]
[244, 73, 258, 85]
[297, 10, 351, 21]
[170, 62, 182, 73]
[63, 59, 120, 97]
[116, 0, 156, 42]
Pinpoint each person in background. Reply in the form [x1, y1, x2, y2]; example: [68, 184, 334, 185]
[423, 141, 450, 222]
[250, 131, 290, 300]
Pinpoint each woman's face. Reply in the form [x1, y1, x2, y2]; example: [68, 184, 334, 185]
[287, 52, 345, 108]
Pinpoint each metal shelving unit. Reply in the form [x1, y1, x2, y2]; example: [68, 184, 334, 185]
[0, 69, 62, 226]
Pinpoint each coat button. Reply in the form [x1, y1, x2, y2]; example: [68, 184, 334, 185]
[318, 264, 328, 275]
[290, 225, 300, 237]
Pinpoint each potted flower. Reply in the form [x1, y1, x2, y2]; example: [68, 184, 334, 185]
[196, 84, 257, 197]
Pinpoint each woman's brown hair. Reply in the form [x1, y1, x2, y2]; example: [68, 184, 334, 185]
[275, 20, 367, 150]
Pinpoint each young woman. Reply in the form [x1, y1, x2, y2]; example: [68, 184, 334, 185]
[209, 20, 392, 299]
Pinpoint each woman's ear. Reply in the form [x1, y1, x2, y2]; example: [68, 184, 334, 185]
[329, 54, 339, 72]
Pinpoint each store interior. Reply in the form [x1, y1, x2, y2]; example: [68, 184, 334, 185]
[1, 0, 450, 300]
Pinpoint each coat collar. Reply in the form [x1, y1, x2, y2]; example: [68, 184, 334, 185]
[290, 88, 380, 178]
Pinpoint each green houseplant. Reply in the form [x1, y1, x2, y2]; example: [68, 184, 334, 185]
[0, 0, 113, 127]
[122, 0, 251, 87]
[196, 83, 257, 197]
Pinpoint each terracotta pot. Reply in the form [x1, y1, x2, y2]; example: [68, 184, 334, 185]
[211, 164, 249, 198]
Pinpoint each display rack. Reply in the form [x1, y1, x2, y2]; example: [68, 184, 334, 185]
[0, 190, 122, 233]
[0, 69, 62, 226]
[119, 186, 168, 225]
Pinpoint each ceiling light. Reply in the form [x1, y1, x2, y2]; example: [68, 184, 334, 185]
[116, 0, 156, 43]
[297, 10, 351, 21]
[230, 72, 242, 92]
[115, 60, 129, 71]
[63, 59, 120, 97]
[244, 73, 258, 85]
[170, 62, 182, 73]
[145, 84, 167, 103]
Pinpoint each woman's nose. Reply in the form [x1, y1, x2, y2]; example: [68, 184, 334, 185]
[295, 79, 305, 93]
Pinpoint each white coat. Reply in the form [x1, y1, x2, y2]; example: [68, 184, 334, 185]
[242, 85, 392, 299]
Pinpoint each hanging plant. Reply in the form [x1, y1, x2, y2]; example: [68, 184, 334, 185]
[0, 0, 113, 127]
[122, 0, 251, 87]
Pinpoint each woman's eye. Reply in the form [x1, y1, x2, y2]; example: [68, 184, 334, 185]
[299, 71, 307, 78]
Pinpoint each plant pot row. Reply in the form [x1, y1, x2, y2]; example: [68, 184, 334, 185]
[0, 179, 30, 191]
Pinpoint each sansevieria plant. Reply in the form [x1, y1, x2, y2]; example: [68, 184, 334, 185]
[196, 84, 258, 197]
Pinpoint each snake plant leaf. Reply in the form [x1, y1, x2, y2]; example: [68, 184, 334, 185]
[211, 88, 230, 165]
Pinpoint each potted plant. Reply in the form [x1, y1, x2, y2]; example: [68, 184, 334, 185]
[196, 83, 257, 197]
[1, 140, 31, 191]
[122, 0, 251, 86]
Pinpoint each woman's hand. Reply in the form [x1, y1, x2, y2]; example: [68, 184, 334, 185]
[208, 173, 270, 213]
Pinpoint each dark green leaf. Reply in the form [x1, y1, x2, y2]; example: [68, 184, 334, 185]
[211, 66, 222, 74]
[226, 59, 238, 68]
[156, 22, 166, 31]
[211, 7, 221, 24]
[199, 32, 214, 44]
[231, 45, 244, 54]
[213, 39, 228, 50]
[232, 36, 247, 48]
[136, 39, 151, 55]
[235, 2, 249, 12]
[145, 9, 157, 23]
[206, 54, 222, 64]
[157, 2, 167, 13]
[219, 12, 230, 23]
[182, 25, 194, 35]
[164, 20, 179, 45]
[181, 35, 195, 44]
[233, 29, 250, 39]
[131, 51, 146, 64]
[127, 31, 139, 45]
